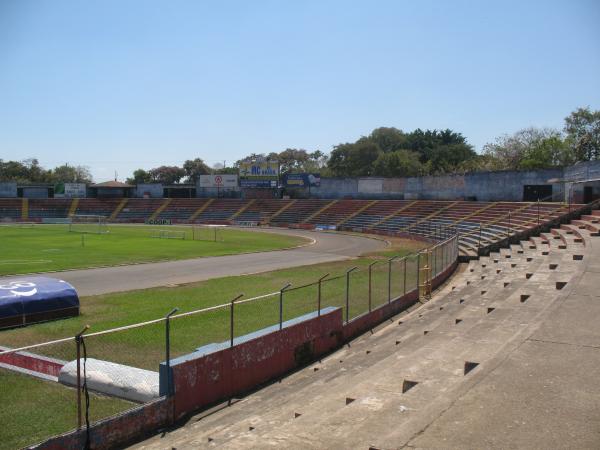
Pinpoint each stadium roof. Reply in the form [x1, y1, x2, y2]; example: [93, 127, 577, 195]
[90, 180, 133, 188]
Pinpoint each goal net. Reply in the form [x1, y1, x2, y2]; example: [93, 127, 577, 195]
[69, 215, 109, 234]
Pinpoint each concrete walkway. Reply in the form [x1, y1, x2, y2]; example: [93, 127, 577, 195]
[0, 228, 386, 296]
[131, 218, 600, 449]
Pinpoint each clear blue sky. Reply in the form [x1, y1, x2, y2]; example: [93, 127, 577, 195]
[1, 0, 599, 182]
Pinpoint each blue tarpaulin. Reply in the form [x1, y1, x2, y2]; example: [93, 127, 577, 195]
[0, 277, 79, 328]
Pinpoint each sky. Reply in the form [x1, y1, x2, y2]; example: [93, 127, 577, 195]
[1, 0, 599, 182]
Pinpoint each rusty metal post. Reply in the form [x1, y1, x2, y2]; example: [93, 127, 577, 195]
[317, 273, 329, 316]
[230, 294, 243, 347]
[279, 283, 292, 330]
[345, 267, 358, 323]
[368, 262, 378, 312]
[75, 324, 89, 429]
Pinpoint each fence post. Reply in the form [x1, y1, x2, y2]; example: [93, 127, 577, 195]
[478, 222, 482, 250]
[230, 294, 244, 347]
[368, 262, 378, 312]
[317, 273, 330, 316]
[403, 257, 407, 296]
[345, 267, 358, 324]
[388, 256, 399, 303]
[537, 199, 540, 225]
[279, 283, 292, 330]
[508, 211, 511, 239]
[165, 307, 179, 396]
[417, 252, 421, 299]
[75, 325, 90, 430]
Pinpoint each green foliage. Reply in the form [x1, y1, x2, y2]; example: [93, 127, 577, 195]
[148, 165, 186, 185]
[182, 158, 210, 183]
[372, 150, 424, 177]
[126, 168, 152, 184]
[564, 106, 600, 161]
[328, 127, 475, 177]
[0, 159, 92, 184]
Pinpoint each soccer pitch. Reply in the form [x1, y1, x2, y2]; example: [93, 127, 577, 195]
[0, 224, 306, 275]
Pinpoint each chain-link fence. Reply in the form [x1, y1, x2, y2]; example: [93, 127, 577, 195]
[0, 231, 459, 448]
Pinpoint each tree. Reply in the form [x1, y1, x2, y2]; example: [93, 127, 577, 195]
[126, 169, 152, 185]
[328, 141, 382, 177]
[182, 158, 210, 183]
[50, 164, 93, 183]
[482, 127, 571, 170]
[372, 150, 424, 177]
[0, 158, 52, 183]
[564, 107, 600, 161]
[148, 166, 186, 185]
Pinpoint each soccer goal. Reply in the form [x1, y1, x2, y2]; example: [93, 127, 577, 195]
[190, 224, 224, 242]
[151, 229, 186, 240]
[69, 215, 109, 234]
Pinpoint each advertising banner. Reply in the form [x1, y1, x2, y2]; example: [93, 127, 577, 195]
[198, 174, 238, 188]
[239, 161, 278, 178]
[55, 183, 87, 198]
[282, 173, 321, 188]
[240, 179, 278, 188]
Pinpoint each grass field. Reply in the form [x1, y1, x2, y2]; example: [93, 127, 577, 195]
[0, 369, 132, 450]
[0, 224, 306, 275]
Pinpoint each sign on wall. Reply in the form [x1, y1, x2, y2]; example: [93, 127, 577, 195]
[282, 173, 321, 188]
[55, 183, 87, 198]
[238, 160, 279, 188]
[198, 174, 239, 188]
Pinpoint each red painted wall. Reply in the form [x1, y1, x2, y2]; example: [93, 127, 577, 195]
[171, 308, 343, 419]
[0, 349, 64, 377]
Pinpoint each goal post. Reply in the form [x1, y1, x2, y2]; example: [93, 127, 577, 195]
[190, 224, 224, 242]
[69, 215, 109, 234]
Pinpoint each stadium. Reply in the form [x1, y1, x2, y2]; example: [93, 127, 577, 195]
[2, 2, 600, 448]
[1, 158, 599, 449]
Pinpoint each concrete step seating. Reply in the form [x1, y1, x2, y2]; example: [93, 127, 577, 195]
[137, 217, 594, 449]
[235, 199, 289, 224]
[158, 198, 211, 221]
[74, 198, 123, 217]
[116, 198, 165, 222]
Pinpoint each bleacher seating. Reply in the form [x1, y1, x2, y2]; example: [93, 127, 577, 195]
[116, 199, 165, 222]
[195, 199, 246, 223]
[28, 198, 72, 219]
[235, 199, 289, 224]
[159, 198, 210, 222]
[0, 199, 22, 220]
[75, 199, 123, 218]
[270, 199, 332, 225]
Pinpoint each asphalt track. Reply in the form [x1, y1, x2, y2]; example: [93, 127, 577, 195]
[4, 228, 387, 296]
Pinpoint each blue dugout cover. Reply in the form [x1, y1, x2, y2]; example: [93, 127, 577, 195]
[0, 277, 80, 328]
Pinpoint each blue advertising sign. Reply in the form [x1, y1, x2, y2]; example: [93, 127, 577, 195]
[240, 179, 278, 188]
[282, 173, 321, 188]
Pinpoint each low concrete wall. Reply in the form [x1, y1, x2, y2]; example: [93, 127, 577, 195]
[167, 308, 343, 420]
[33, 397, 174, 450]
[309, 169, 563, 201]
